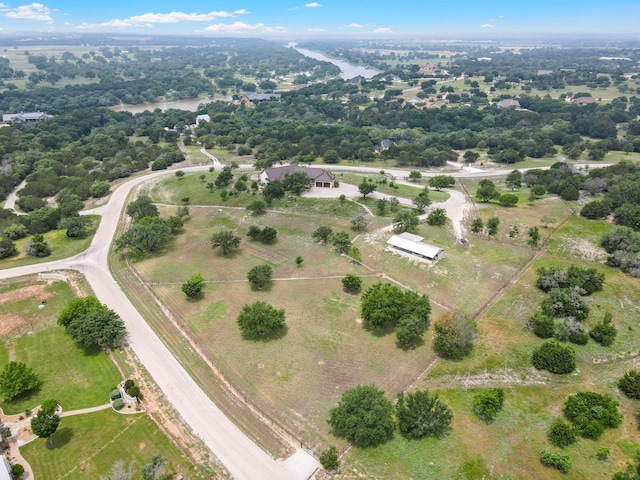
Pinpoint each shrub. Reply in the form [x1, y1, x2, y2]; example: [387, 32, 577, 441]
[396, 390, 453, 439]
[124, 379, 135, 391]
[590, 312, 617, 346]
[127, 385, 142, 399]
[11, 464, 25, 479]
[547, 418, 577, 448]
[554, 318, 589, 345]
[596, 446, 610, 461]
[433, 312, 476, 360]
[618, 370, 640, 400]
[112, 398, 124, 411]
[342, 274, 362, 293]
[472, 388, 505, 423]
[319, 445, 340, 471]
[564, 392, 622, 439]
[426, 208, 447, 226]
[531, 340, 576, 374]
[528, 311, 555, 338]
[540, 287, 589, 321]
[109, 389, 121, 400]
[540, 450, 571, 473]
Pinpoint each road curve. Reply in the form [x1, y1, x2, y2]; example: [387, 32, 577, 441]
[0, 166, 314, 480]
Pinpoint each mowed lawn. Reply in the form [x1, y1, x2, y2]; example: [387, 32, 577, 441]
[133, 208, 438, 450]
[0, 278, 121, 414]
[22, 409, 199, 480]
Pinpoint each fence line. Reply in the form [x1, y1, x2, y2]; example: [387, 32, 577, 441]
[125, 256, 314, 458]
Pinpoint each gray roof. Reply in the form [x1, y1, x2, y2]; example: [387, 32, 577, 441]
[196, 114, 210, 122]
[387, 232, 444, 260]
[0, 457, 11, 480]
[264, 165, 334, 182]
[244, 93, 282, 101]
[573, 96, 596, 104]
[497, 99, 521, 108]
[2, 112, 52, 122]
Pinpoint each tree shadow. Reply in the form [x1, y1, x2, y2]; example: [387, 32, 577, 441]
[243, 326, 288, 342]
[47, 427, 73, 449]
[249, 281, 274, 292]
[362, 321, 395, 338]
[395, 336, 426, 351]
[185, 292, 205, 302]
[10, 384, 42, 406]
[80, 344, 103, 357]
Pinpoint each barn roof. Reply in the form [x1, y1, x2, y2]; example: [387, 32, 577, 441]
[387, 232, 444, 260]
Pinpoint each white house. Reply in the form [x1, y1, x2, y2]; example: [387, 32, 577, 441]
[195, 114, 210, 126]
[0, 457, 11, 480]
[387, 232, 444, 264]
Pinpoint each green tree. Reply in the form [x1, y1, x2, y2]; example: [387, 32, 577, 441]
[472, 388, 505, 423]
[409, 170, 422, 182]
[540, 451, 571, 474]
[342, 274, 363, 293]
[498, 193, 518, 207]
[58, 216, 92, 238]
[547, 418, 577, 448]
[487, 216, 500, 235]
[527, 226, 541, 247]
[126, 195, 159, 221]
[263, 179, 286, 200]
[564, 391, 621, 439]
[31, 409, 60, 447]
[182, 273, 205, 298]
[58, 296, 103, 327]
[175, 170, 185, 180]
[295, 256, 304, 267]
[412, 188, 431, 212]
[141, 454, 167, 480]
[426, 208, 447, 226]
[40, 398, 58, 414]
[211, 230, 241, 256]
[471, 217, 483, 234]
[236, 301, 286, 339]
[332, 231, 352, 254]
[27, 233, 51, 257]
[319, 445, 340, 471]
[376, 198, 388, 215]
[247, 264, 273, 290]
[11, 464, 25, 479]
[323, 149, 340, 164]
[358, 181, 376, 198]
[505, 170, 523, 191]
[89, 180, 110, 198]
[532, 340, 576, 374]
[328, 385, 395, 447]
[4, 223, 28, 240]
[214, 166, 234, 188]
[393, 210, 419, 233]
[312, 226, 333, 244]
[433, 311, 476, 360]
[618, 370, 640, 400]
[0, 238, 18, 259]
[0, 361, 40, 401]
[67, 307, 126, 350]
[350, 214, 371, 232]
[476, 180, 500, 202]
[464, 151, 480, 163]
[395, 314, 427, 349]
[259, 226, 277, 243]
[396, 390, 453, 439]
[429, 175, 455, 190]
[115, 217, 171, 254]
[590, 312, 617, 346]
[247, 199, 267, 215]
[361, 282, 407, 330]
[529, 184, 547, 201]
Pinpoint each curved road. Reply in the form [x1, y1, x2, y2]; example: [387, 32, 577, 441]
[0, 166, 315, 480]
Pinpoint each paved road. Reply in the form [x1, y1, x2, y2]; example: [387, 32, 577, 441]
[0, 166, 315, 480]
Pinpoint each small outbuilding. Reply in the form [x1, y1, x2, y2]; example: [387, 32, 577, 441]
[387, 232, 444, 264]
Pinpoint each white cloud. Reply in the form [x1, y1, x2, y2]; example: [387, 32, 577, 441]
[204, 21, 283, 33]
[307, 28, 325, 31]
[77, 9, 249, 29]
[233, 9, 250, 15]
[5, 3, 52, 21]
[481, 23, 495, 28]
[372, 27, 392, 34]
[346, 23, 362, 28]
[305, 2, 321, 7]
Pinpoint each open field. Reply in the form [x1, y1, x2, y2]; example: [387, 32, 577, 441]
[0, 216, 100, 271]
[22, 409, 199, 480]
[0, 277, 121, 414]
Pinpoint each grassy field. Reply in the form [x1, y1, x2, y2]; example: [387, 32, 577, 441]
[22, 409, 200, 480]
[0, 278, 121, 415]
[0, 216, 100, 271]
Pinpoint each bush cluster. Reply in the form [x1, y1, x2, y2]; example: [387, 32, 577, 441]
[540, 450, 571, 473]
[532, 340, 576, 374]
[563, 392, 622, 439]
[472, 388, 505, 423]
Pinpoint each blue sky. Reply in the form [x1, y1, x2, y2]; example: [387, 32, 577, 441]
[0, 1, 638, 37]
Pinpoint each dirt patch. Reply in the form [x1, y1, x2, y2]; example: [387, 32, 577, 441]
[0, 283, 53, 306]
[560, 236, 608, 262]
[0, 313, 26, 337]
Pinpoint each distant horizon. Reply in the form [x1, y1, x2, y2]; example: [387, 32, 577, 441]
[0, 1, 638, 38]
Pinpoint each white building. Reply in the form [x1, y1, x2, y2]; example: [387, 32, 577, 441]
[387, 232, 444, 264]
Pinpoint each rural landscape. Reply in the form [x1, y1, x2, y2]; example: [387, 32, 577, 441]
[0, 2, 640, 479]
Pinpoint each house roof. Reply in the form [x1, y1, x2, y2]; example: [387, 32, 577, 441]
[497, 99, 521, 108]
[572, 96, 596, 105]
[264, 165, 334, 182]
[243, 93, 282, 101]
[387, 232, 444, 260]
[381, 139, 394, 149]
[196, 114, 210, 122]
[0, 457, 11, 480]
[2, 112, 52, 122]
